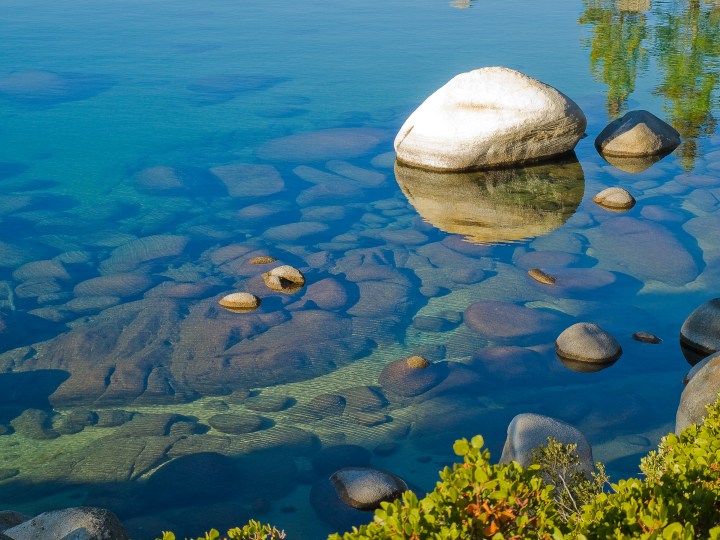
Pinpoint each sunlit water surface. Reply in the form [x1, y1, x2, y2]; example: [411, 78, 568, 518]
[0, 0, 719, 538]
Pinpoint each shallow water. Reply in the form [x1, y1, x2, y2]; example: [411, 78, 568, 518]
[0, 0, 719, 538]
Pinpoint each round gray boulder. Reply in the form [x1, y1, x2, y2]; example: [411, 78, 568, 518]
[676, 352, 720, 434]
[330, 467, 408, 511]
[595, 110, 680, 157]
[555, 322, 622, 369]
[499, 413, 594, 474]
[4, 507, 130, 540]
[680, 298, 720, 364]
[394, 66, 586, 171]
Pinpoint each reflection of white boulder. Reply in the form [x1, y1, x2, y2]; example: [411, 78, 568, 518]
[394, 158, 584, 244]
[394, 67, 586, 171]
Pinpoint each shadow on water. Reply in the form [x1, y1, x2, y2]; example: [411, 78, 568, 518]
[579, 0, 720, 170]
[0, 370, 69, 424]
[394, 156, 585, 245]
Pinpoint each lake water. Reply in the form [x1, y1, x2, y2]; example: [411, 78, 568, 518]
[1, 0, 719, 538]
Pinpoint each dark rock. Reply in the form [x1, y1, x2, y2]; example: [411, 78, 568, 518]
[373, 442, 399, 457]
[632, 331, 661, 344]
[53, 409, 98, 435]
[299, 393, 346, 420]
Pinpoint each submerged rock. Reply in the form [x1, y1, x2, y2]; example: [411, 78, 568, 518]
[595, 110, 680, 158]
[99, 235, 188, 274]
[256, 128, 388, 163]
[464, 301, 561, 340]
[210, 164, 285, 198]
[394, 66, 586, 171]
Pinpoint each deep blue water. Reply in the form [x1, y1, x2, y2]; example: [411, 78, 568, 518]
[0, 0, 719, 538]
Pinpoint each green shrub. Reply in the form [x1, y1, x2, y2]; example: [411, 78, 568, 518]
[328, 435, 569, 540]
[158, 520, 285, 540]
[157, 399, 720, 540]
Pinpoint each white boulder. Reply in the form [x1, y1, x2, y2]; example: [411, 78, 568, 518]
[394, 67, 586, 171]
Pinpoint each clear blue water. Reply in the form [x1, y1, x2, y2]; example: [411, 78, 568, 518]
[0, 0, 719, 538]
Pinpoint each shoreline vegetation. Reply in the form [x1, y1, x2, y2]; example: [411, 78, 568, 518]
[157, 396, 720, 540]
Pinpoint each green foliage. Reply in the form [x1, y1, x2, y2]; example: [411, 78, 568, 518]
[531, 438, 609, 522]
[158, 520, 286, 540]
[157, 399, 720, 540]
[328, 435, 568, 539]
[579, 398, 720, 539]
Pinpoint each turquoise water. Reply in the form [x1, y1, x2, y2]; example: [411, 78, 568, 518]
[0, 0, 719, 538]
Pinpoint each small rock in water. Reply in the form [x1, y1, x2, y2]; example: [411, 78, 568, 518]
[555, 322, 622, 370]
[250, 256, 277, 264]
[595, 110, 680, 157]
[632, 331, 661, 344]
[218, 292, 261, 313]
[592, 187, 636, 211]
[379, 355, 447, 397]
[528, 268, 557, 285]
[262, 265, 306, 293]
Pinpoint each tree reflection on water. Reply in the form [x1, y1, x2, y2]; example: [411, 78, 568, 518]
[580, 0, 720, 170]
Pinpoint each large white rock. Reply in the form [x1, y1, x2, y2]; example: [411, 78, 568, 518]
[394, 67, 586, 171]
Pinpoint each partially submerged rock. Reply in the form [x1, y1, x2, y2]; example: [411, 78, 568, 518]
[394, 66, 586, 171]
[555, 322, 622, 371]
[262, 265, 306, 293]
[595, 110, 680, 158]
[592, 187, 636, 211]
[680, 298, 720, 364]
[250, 256, 277, 264]
[218, 292, 261, 313]
[379, 355, 447, 397]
